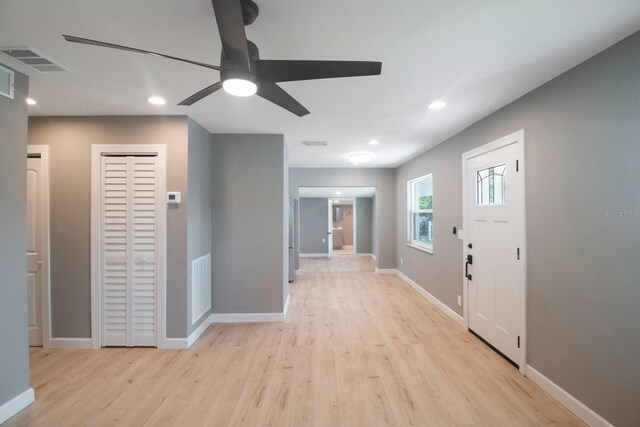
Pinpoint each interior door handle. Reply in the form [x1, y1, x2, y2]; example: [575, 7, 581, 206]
[465, 254, 473, 281]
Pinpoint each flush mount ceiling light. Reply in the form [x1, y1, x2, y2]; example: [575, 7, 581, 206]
[428, 100, 447, 110]
[147, 96, 166, 105]
[26, 98, 36, 105]
[348, 153, 371, 165]
[369, 139, 379, 145]
[336, 191, 341, 195]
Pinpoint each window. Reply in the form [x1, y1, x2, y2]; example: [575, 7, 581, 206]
[477, 164, 506, 205]
[408, 174, 433, 252]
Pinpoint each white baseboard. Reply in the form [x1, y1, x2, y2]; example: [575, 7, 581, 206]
[396, 270, 465, 327]
[49, 338, 92, 349]
[163, 314, 214, 349]
[0, 388, 34, 424]
[526, 366, 613, 427]
[212, 311, 286, 323]
[162, 337, 189, 349]
[283, 294, 291, 320]
[300, 253, 329, 258]
[375, 268, 397, 274]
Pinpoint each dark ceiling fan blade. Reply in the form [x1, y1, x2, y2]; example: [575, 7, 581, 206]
[178, 82, 223, 106]
[253, 60, 382, 83]
[62, 35, 222, 71]
[257, 83, 310, 117]
[211, 0, 251, 71]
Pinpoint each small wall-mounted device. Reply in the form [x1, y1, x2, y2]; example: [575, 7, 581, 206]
[166, 192, 181, 205]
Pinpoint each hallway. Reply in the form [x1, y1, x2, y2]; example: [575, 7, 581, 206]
[9, 267, 580, 426]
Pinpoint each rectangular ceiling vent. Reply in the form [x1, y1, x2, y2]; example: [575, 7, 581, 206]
[302, 141, 328, 147]
[0, 64, 15, 99]
[1, 47, 68, 73]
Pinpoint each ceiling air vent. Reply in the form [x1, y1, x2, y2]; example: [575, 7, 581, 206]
[302, 141, 328, 147]
[0, 64, 14, 99]
[1, 47, 67, 73]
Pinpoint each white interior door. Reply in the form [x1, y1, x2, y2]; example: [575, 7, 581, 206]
[102, 155, 158, 347]
[27, 156, 43, 346]
[464, 133, 525, 369]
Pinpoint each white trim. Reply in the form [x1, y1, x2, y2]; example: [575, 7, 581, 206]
[283, 294, 291, 320]
[526, 366, 613, 427]
[406, 243, 433, 254]
[461, 129, 527, 375]
[396, 270, 465, 327]
[0, 388, 34, 424]
[27, 146, 51, 348]
[300, 253, 329, 258]
[375, 268, 397, 274]
[163, 314, 214, 349]
[91, 144, 167, 349]
[212, 311, 287, 323]
[294, 269, 301, 274]
[188, 315, 213, 347]
[162, 337, 189, 349]
[49, 338, 92, 349]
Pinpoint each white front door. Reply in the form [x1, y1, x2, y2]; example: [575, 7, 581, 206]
[101, 155, 159, 347]
[27, 155, 43, 346]
[464, 131, 526, 370]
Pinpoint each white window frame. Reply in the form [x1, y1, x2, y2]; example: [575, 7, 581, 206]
[407, 174, 433, 253]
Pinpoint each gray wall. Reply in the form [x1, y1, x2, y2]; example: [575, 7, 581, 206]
[289, 168, 397, 269]
[211, 134, 287, 314]
[0, 65, 31, 408]
[355, 197, 373, 254]
[187, 118, 213, 334]
[396, 31, 640, 426]
[299, 198, 329, 254]
[28, 116, 190, 339]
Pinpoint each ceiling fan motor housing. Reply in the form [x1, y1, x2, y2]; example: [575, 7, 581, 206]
[240, 0, 259, 25]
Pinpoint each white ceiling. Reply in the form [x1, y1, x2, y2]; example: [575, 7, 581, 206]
[1, 1, 639, 167]
[299, 187, 376, 198]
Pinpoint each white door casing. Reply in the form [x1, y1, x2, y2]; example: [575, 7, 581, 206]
[462, 130, 527, 374]
[91, 145, 166, 349]
[26, 146, 51, 348]
[327, 200, 333, 258]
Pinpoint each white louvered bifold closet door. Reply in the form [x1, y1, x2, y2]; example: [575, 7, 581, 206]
[102, 155, 158, 347]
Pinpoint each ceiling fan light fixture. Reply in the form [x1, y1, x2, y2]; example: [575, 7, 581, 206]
[223, 78, 258, 97]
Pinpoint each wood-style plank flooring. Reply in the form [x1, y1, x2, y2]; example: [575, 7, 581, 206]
[7, 258, 582, 426]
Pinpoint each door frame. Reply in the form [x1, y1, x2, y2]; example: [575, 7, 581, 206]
[327, 200, 333, 258]
[27, 145, 51, 348]
[461, 129, 527, 374]
[90, 144, 167, 349]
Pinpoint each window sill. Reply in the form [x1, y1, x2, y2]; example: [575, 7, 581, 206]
[407, 243, 433, 254]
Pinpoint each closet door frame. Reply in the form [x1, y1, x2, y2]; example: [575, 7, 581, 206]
[91, 144, 167, 349]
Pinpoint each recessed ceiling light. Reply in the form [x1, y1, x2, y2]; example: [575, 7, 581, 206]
[336, 191, 341, 195]
[26, 98, 36, 105]
[369, 139, 379, 146]
[428, 100, 447, 110]
[223, 78, 258, 97]
[348, 153, 371, 165]
[147, 96, 166, 105]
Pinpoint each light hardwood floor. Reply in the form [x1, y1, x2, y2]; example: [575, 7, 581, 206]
[300, 254, 375, 272]
[7, 268, 582, 426]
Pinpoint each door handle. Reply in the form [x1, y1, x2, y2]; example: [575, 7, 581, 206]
[465, 254, 473, 281]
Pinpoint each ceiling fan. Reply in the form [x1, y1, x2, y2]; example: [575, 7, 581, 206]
[63, 0, 382, 117]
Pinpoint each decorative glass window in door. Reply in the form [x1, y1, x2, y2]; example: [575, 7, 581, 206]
[477, 164, 506, 205]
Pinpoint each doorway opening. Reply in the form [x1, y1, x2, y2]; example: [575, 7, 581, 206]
[331, 198, 356, 254]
